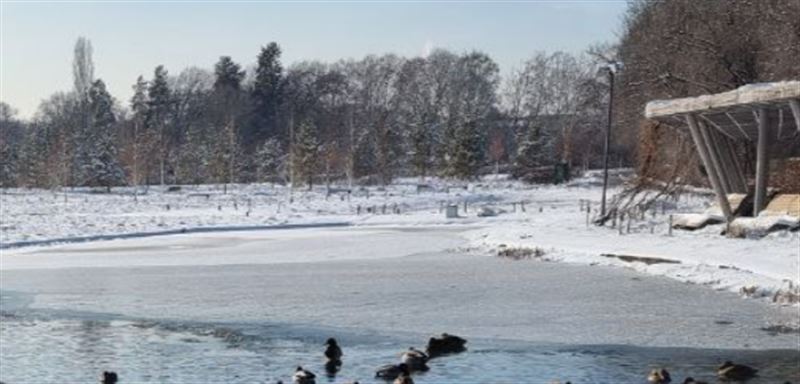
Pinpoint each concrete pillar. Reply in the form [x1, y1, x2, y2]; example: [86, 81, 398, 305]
[686, 114, 733, 222]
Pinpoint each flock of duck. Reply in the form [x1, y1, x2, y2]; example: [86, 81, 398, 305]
[647, 361, 769, 384]
[93, 333, 779, 384]
[287, 333, 467, 384]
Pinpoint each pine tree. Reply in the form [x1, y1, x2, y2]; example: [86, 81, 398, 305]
[84, 79, 125, 190]
[250, 42, 283, 143]
[147, 65, 173, 185]
[255, 137, 284, 182]
[128, 76, 149, 189]
[448, 120, 486, 179]
[0, 140, 17, 187]
[514, 123, 554, 176]
[292, 119, 319, 189]
[17, 125, 50, 187]
[213, 56, 246, 192]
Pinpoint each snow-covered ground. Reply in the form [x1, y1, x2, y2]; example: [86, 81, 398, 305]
[1, 170, 798, 304]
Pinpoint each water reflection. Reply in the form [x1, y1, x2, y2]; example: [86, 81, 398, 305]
[1, 314, 798, 384]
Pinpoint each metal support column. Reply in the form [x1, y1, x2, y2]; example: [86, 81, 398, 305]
[754, 107, 771, 215]
[686, 114, 733, 222]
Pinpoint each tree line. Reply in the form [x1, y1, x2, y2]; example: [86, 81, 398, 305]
[2, 0, 798, 192]
[0, 39, 612, 190]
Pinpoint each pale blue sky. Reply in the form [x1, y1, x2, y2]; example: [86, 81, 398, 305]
[1, 1, 627, 119]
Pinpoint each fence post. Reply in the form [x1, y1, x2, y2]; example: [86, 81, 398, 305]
[586, 208, 590, 227]
[669, 214, 674, 236]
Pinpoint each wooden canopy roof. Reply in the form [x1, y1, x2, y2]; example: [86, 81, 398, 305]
[645, 81, 800, 142]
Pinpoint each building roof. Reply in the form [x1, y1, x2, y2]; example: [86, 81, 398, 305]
[645, 81, 800, 141]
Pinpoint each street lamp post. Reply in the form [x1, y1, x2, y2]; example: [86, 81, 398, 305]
[598, 62, 619, 218]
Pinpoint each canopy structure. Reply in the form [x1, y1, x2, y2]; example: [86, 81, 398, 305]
[645, 81, 800, 222]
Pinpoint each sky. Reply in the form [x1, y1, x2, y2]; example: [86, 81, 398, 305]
[1, 1, 627, 120]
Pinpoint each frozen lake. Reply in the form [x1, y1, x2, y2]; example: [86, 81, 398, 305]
[1, 227, 798, 383]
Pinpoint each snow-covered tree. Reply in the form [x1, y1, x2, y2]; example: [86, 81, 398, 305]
[147, 65, 174, 185]
[292, 119, 319, 189]
[445, 52, 499, 178]
[250, 42, 283, 143]
[126, 75, 150, 189]
[82, 79, 125, 190]
[255, 137, 284, 182]
[0, 102, 24, 187]
[212, 56, 246, 192]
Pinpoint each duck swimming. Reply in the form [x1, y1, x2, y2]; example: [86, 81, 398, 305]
[325, 338, 343, 362]
[293, 366, 316, 384]
[101, 371, 118, 384]
[401, 347, 429, 371]
[717, 361, 757, 380]
[426, 333, 467, 358]
[648, 368, 672, 384]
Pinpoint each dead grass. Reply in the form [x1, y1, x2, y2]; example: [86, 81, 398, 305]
[772, 281, 800, 305]
[496, 245, 545, 260]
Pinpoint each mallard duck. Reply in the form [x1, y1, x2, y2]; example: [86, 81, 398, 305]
[101, 371, 118, 384]
[682, 378, 708, 384]
[718, 361, 757, 380]
[325, 338, 343, 361]
[375, 363, 410, 380]
[401, 347, 429, 371]
[293, 366, 316, 384]
[426, 333, 467, 358]
[648, 368, 672, 384]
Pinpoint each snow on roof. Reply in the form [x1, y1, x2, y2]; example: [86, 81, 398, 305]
[644, 81, 800, 141]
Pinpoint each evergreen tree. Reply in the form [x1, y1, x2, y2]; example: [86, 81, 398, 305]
[448, 120, 486, 179]
[84, 79, 125, 190]
[147, 65, 173, 185]
[0, 102, 24, 187]
[250, 42, 283, 143]
[17, 124, 50, 187]
[212, 56, 246, 192]
[292, 119, 319, 189]
[0, 141, 17, 187]
[514, 123, 555, 180]
[255, 137, 284, 182]
[129, 75, 149, 188]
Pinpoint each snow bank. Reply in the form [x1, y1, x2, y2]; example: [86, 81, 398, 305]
[2, 172, 798, 305]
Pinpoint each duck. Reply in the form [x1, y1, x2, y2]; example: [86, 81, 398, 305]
[426, 333, 467, 358]
[293, 366, 316, 384]
[717, 361, 757, 380]
[393, 371, 414, 384]
[682, 378, 708, 384]
[325, 338, 343, 362]
[401, 347, 430, 371]
[101, 371, 118, 384]
[375, 363, 410, 380]
[648, 368, 672, 384]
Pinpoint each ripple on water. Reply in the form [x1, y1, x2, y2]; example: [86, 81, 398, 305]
[2, 315, 799, 384]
